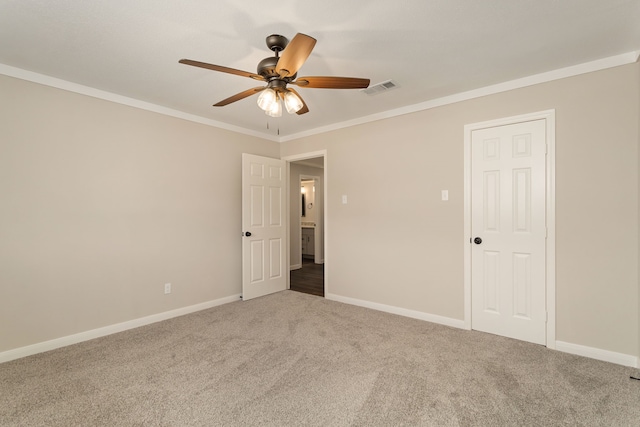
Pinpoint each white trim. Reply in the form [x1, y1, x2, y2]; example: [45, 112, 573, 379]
[326, 293, 466, 330]
[555, 341, 638, 368]
[280, 51, 639, 142]
[0, 294, 241, 364]
[0, 63, 279, 142]
[2, 51, 638, 144]
[463, 110, 556, 349]
[290, 263, 302, 271]
[544, 112, 557, 349]
[282, 151, 328, 161]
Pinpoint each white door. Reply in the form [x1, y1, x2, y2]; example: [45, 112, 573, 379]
[242, 153, 286, 301]
[471, 119, 547, 345]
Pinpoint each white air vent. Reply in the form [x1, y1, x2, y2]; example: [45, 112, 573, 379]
[362, 80, 399, 95]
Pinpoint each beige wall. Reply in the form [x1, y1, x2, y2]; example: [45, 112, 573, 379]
[0, 75, 279, 352]
[281, 62, 640, 357]
[2, 62, 639, 361]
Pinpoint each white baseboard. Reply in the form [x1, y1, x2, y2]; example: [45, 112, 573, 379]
[290, 264, 302, 270]
[0, 294, 242, 364]
[325, 294, 639, 368]
[555, 340, 638, 368]
[5, 293, 636, 369]
[325, 293, 466, 330]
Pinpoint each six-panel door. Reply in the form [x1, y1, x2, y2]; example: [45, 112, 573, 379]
[471, 119, 547, 345]
[242, 154, 286, 301]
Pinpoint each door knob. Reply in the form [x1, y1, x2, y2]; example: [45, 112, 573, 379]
[244, 231, 252, 237]
[474, 237, 482, 244]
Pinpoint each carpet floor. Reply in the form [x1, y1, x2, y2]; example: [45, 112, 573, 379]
[1, 290, 639, 426]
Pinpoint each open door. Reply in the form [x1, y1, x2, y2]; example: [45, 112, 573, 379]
[242, 153, 287, 300]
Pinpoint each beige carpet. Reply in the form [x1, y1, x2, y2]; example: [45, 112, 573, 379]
[1, 290, 639, 426]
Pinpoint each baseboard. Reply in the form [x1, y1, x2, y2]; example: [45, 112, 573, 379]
[324, 295, 639, 368]
[555, 341, 638, 368]
[5, 294, 635, 368]
[325, 293, 466, 330]
[0, 294, 242, 364]
[290, 264, 302, 270]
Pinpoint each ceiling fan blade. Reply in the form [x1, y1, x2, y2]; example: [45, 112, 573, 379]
[276, 33, 317, 78]
[292, 76, 370, 89]
[179, 59, 265, 81]
[213, 87, 265, 107]
[288, 88, 309, 115]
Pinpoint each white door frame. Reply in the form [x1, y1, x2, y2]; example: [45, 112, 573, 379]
[282, 150, 328, 294]
[463, 110, 556, 349]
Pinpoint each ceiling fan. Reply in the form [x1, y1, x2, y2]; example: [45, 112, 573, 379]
[179, 33, 370, 117]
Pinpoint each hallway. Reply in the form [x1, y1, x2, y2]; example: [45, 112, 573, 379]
[290, 257, 324, 297]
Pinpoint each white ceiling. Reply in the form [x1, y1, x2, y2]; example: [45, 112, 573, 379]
[1, 1, 639, 140]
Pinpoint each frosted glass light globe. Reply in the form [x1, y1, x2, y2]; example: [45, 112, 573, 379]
[257, 88, 277, 111]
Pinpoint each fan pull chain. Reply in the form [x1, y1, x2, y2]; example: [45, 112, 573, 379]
[265, 120, 280, 135]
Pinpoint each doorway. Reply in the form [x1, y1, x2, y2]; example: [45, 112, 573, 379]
[284, 152, 326, 297]
[464, 110, 556, 348]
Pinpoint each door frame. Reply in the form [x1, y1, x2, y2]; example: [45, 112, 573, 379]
[282, 150, 328, 294]
[463, 110, 556, 348]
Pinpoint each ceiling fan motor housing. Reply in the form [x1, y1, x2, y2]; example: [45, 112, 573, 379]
[259, 35, 295, 80]
[258, 57, 297, 82]
[257, 57, 279, 78]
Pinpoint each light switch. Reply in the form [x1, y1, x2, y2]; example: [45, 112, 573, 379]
[342, 195, 348, 204]
[441, 190, 449, 201]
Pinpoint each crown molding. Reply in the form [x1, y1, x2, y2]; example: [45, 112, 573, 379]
[279, 50, 640, 142]
[2, 50, 638, 144]
[0, 63, 280, 142]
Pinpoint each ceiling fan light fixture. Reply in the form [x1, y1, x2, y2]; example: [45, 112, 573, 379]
[283, 90, 303, 114]
[264, 97, 282, 117]
[180, 32, 369, 117]
[257, 88, 277, 111]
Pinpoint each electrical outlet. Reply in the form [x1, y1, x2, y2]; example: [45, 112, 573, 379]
[164, 283, 171, 294]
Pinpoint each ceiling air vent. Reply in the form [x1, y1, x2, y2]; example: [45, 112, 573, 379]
[362, 80, 399, 96]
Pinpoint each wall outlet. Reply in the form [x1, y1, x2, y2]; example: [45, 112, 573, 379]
[164, 283, 171, 294]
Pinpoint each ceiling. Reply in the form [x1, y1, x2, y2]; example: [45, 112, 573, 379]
[1, 1, 639, 140]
